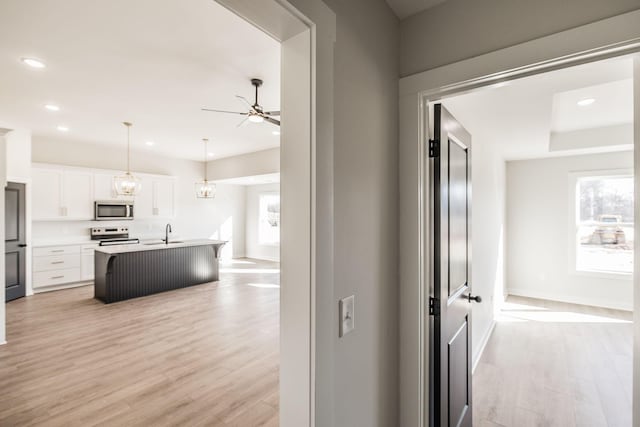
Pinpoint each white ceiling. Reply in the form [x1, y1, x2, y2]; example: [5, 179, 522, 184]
[442, 55, 634, 161]
[0, 0, 281, 161]
[385, 0, 448, 19]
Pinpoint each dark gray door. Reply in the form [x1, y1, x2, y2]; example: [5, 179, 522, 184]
[5, 182, 26, 302]
[430, 104, 480, 427]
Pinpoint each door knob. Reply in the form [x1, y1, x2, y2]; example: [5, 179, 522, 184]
[467, 294, 482, 303]
[18, 244, 27, 248]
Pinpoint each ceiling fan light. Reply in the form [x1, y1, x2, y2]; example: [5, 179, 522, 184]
[248, 114, 264, 123]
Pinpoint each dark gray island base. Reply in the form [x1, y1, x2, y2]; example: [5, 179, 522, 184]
[94, 240, 226, 303]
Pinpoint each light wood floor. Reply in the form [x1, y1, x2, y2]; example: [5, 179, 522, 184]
[0, 258, 280, 427]
[474, 295, 633, 427]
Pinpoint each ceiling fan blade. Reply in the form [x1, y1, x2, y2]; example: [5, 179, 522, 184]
[201, 108, 246, 115]
[264, 116, 280, 126]
[236, 95, 253, 108]
[237, 116, 249, 128]
[263, 110, 280, 116]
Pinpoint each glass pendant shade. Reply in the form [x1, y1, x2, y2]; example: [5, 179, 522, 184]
[196, 138, 215, 199]
[114, 172, 142, 196]
[195, 180, 216, 199]
[114, 122, 141, 196]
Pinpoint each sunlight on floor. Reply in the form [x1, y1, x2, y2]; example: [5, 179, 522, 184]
[220, 259, 257, 266]
[247, 283, 280, 289]
[219, 268, 280, 274]
[496, 301, 632, 324]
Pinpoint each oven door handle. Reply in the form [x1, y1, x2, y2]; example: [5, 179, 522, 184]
[126, 204, 131, 218]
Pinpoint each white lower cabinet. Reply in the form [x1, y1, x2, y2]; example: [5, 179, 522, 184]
[33, 244, 97, 290]
[81, 244, 98, 281]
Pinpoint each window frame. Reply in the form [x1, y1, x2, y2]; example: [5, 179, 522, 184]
[257, 191, 281, 247]
[568, 168, 634, 280]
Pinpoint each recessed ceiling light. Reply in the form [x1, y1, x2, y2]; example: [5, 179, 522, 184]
[577, 98, 595, 107]
[21, 57, 46, 68]
[208, 152, 215, 157]
[44, 104, 60, 111]
[56, 125, 69, 132]
[145, 141, 155, 146]
[272, 130, 280, 135]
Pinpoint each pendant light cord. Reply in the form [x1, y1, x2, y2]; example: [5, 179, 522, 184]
[123, 121, 132, 174]
[203, 138, 208, 182]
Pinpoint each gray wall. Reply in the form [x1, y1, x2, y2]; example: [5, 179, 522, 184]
[288, 0, 400, 425]
[400, 0, 640, 76]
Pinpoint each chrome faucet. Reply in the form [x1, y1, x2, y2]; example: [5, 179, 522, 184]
[165, 223, 172, 244]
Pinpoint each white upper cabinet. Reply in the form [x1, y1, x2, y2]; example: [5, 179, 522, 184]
[93, 173, 115, 201]
[32, 164, 175, 221]
[62, 171, 94, 219]
[32, 168, 94, 220]
[32, 168, 63, 220]
[153, 178, 175, 218]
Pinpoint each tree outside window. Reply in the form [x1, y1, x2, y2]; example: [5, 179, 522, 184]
[259, 193, 280, 245]
[576, 174, 634, 274]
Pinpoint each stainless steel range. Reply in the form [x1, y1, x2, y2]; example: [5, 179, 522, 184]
[90, 226, 140, 246]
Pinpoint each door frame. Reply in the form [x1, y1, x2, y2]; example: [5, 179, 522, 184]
[213, 1, 336, 427]
[399, 10, 640, 427]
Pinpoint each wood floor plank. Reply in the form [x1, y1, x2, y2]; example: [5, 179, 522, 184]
[0, 258, 280, 426]
[474, 296, 632, 427]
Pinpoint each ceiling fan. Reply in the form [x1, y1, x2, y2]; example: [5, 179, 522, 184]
[202, 78, 280, 127]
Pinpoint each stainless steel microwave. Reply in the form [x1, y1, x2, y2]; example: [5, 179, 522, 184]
[94, 200, 134, 221]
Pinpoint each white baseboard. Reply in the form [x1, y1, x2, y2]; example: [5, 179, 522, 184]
[0, 340, 6, 346]
[507, 288, 632, 311]
[33, 281, 93, 294]
[472, 320, 496, 374]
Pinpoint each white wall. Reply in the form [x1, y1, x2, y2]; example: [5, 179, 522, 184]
[469, 135, 505, 362]
[207, 147, 279, 181]
[245, 183, 280, 261]
[31, 137, 246, 259]
[506, 151, 634, 310]
[399, 1, 640, 76]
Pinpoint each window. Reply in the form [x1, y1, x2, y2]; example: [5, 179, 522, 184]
[574, 173, 634, 275]
[259, 193, 280, 245]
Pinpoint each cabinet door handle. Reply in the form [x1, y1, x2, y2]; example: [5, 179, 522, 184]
[51, 250, 65, 253]
[51, 261, 64, 265]
[50, 275, 64, 280]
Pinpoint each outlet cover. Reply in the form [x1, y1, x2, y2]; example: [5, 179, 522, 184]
[339, 295, 355, 337]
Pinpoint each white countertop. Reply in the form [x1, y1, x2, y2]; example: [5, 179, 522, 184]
[95, 239, 226, 254]
[32, 239, 95, 247]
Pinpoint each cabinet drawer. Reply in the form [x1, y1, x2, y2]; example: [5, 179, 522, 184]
[33, 254, 81, 272]
[33, 245, 81, 257]
[33, 268, 81, 288]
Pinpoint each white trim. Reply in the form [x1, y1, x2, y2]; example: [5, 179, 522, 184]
[399, 9, 640, 427]
[472, 320, 495, 374]
[507, 288, 633, 312]
[0, 341, 6, 346]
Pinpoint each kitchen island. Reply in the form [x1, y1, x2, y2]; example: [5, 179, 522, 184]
[94, 239, 226, 303]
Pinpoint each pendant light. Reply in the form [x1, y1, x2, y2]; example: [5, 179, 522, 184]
[113, 121, 142, 196]
[195, 138, 216, 199]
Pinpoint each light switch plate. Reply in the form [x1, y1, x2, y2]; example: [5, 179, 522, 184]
[339, 295, 355, 337]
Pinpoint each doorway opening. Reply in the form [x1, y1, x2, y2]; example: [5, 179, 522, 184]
[433, 54, 635, 425]
[0, 0, 318, 425]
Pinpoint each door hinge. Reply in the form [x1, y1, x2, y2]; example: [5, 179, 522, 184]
[429, 297, 439, 315]
[428, 139, 439, 158]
